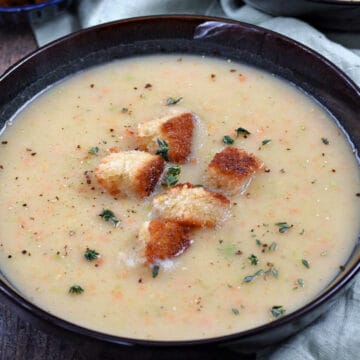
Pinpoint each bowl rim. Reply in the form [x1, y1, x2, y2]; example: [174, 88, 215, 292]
[0, 14, 359, 348]
[0, 0, 64, 12]
[308, 0, 360, 5]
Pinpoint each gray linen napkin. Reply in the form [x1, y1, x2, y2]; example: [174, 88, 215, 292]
[31, 1, 360, 358]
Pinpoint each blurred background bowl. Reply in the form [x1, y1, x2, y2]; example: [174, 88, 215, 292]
[0, 0, 73, 25]
[243, 0, 360, 31]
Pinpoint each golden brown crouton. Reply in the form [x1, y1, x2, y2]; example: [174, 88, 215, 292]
[204, 147, 263, 196]
[152, 183, 230, 228]
[95, 150, 164, 198]
[138, 219, 191, 264]
[137, 112, 195, 164]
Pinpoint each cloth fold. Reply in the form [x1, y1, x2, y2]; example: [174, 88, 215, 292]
[30, 1, 359, 359]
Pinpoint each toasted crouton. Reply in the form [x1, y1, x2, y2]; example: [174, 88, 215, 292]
[204, 147, 263, 196]
[152, 183, 230, 228]
[138, 220, 191, 264]
[137, 112, 195, 163]
[95, 150, 164, 198]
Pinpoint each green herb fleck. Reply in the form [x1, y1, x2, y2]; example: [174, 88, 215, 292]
[99, 209, 120, 228]
[152, 264, 160, 278]
[166, 97, 182, 105]
[223, 135, 234, 145]
[88, 146, 99, 155]
[268, 242, 277, 252]
[218, 243, 238, 257]
[155, 138, 170, 161]
[271, 305, 285, 318]
[320, 251, 328, 257]
[321, 137, 329, 145]
[261, 139, 272, 146]
[297, 278, 304, 287]
[248, 254, 259, 266]
[271, 268, 279, 278]
[275, 222, 293, 233]
[264, 266, 279, 279]
[243, 269, 264, 283]
[231, 308, 240, 315]
[301, 259, 310, 269]
[84, 248, 99, 261]
[163, 165, 181, 187]
[236, 127, 251, 137]
[256, 239, 262, 246]
[69, 285, 84, 295]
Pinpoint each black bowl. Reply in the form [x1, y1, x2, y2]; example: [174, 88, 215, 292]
[243, 0, 360, 31]
[0, 15, 359, 355]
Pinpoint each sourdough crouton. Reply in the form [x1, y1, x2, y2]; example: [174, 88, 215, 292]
[204, 147, 263, 196]
[152, 183, 230, 228]
[138, 220, 191, 264]
[137, 112, 195, 163]
[95, 150, 164, 198]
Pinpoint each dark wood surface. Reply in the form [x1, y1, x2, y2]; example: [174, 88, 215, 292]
[0, 24, 256, 360]
[0, 24, 37, 75]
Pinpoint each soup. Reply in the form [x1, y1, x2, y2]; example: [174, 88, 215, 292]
[0, 55, 358, 340]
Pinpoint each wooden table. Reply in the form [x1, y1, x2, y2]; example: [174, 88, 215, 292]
[0, 24, 256, 360]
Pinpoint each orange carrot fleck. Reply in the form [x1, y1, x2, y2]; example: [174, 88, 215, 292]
[123, 129, 134, 138]
[109, 146, 120, 153]
[111, 290, 123, 300]
[94, 258, 104, 267]
[289, 208, 300, 215]
[101, 87, 111, 95]
[238, 74, 247, 83]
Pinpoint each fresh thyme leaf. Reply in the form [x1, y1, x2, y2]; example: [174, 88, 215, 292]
[297, 278, 304, 287]
[223, 135, 234, 145]
[164, 174, 178, 187]
[84, 248, 99, 261]
[236, 127, 251, 137]
[166, 97, 182, 105]
[155, 138, 170, 161]
[69, 285, 84, 294]
[275, 222, 293, 233]
[167, 165, 181, 176]
[321, 137, 329, 145]
[271, 305, 285, 318]
[99, 209, 120, 228]
[163, 165, 181, 187]
[248, 254, 259, 266]
[231, 308, 240, 315]
[243, 269, 264, 283]
[301, 259, 310, 268]
[88, 146, 99, 155]
[271, 268, 279, 279]
[261, 139, 271, 146]
[268, 242, 277, 252]
[152, 264, 160, 278]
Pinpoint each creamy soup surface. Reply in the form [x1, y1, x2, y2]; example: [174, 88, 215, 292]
[0, 55, 359, 341]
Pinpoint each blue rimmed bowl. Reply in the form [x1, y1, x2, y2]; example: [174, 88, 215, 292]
[0, 0, 73, 25]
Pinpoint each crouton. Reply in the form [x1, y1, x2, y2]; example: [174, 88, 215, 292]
[204, 147, 263, 196]
[138, 219, 191, 264]
[137, 112, 195, 163]
[152, 183, 230, 228]
[95, 150, 164, 198]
